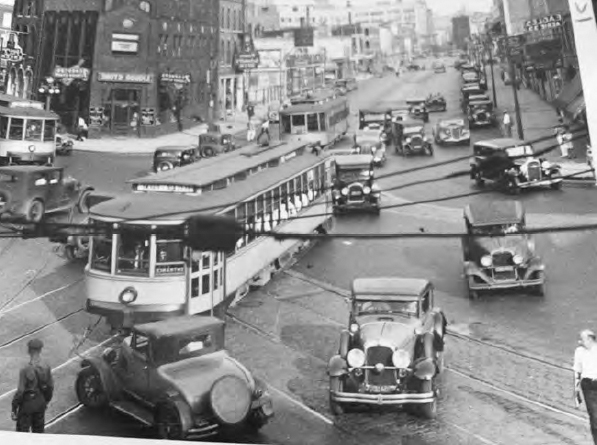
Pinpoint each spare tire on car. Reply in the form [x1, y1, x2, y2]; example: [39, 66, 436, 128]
[209, 375, 252, 426]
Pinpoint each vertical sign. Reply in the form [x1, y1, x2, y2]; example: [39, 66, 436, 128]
[567, 0, 597, 179]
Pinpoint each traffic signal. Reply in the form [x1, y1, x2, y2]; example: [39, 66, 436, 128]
[184, 214, 244, 252]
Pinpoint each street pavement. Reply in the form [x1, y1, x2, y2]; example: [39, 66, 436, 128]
[0, 64, 596, 443]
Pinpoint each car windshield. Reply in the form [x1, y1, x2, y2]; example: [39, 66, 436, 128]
[338, 168, 371, 182]
[357, 299, 418, 317]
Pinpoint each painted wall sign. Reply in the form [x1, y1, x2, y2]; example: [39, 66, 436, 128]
[54, 66, 90, 81]
[160, 73, 191, 84]
[97, 72, 153, 83]
[524, 14, 563, 32]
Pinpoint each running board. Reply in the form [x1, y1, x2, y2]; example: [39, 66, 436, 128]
[111, 400, 154, 426]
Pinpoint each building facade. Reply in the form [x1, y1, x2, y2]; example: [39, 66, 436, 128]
[219, 0, 245, 115]
[452, 15, 470, 50]
[10, 0, 220, 138]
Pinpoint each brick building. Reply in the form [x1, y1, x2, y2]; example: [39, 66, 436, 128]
[11, 0, 220, 138]
[219, 0, 245, 115]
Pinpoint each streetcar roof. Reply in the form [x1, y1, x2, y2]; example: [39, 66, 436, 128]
[135, 315, 225, 339]
[130, 140, 315, 189]
[352, 278, 432, 300]
[0, 94, 58, 119]
[95, 152, 332, 220]
[280, 96, 347, 114]
[464, 201, 525, 226]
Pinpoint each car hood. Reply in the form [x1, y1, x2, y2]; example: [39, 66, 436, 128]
[356, 315, 419, 351]
[468, 236, 531, 259]
[157, 350, 254, 411]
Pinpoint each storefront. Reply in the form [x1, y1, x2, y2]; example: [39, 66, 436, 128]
[245, 48, 285, 107]
[219, 68, 244, 115]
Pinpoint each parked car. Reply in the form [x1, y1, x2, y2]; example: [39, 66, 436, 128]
[328, 277, 447, 418]
[425, 94, 447, 112]
[0, 166, 93, 223]
[332, 154, 381, 214]
[75, 316, 274, 440]
[433, 63, 446, 73]
[353, 129, 386, 167]
[406, 99, 430, 123]
[432, 118, 470, 146]
[460, 85, 486, 112]
[399, 123, 434, 157]
[462, 201, 545, 299]
[467, 99, 497, 129]
[153, 145, 200, 173]
[55, 134, 74, 156]
[470, 138, 563, 194]
[198, 132, 237, 158]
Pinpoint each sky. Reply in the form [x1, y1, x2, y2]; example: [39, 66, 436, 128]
[426, 0, 492, 16]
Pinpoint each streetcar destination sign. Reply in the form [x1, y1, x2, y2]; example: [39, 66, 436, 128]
[134, 183, 197, 193]
[524, 14, 563, 32]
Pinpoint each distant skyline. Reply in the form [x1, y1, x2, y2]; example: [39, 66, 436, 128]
[426, 0, 492, 16]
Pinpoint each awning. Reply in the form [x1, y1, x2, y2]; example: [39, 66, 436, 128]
[552, 74, 583, 110]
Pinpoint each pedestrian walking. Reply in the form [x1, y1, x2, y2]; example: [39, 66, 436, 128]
[246, 123, 255, 142]
[11, 338, 54, 433]
[502, 110, 513, 138]
[556, 125, 574, 158]
[574, 329, 597, 444]
[75, 116, 88, 141]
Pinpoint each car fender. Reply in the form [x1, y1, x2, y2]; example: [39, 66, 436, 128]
[155, 396, 194, 432]
[327, 355, 349, 377]
[430, 310, 448, 351]
[80, 357, 122, 400]
[339, 330, 351, 358]
[526, 257, 545, 272]
[464, 261, 482, 276]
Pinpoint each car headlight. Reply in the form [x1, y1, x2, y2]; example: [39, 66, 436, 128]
[341, 187, 349, 196]
[347, 348, 366, 368]
[350, 323, 359, 333]
[541, 161, 550, 169]
[392, 349, 410, 368]
[480, 255, 492, 267]
[363, 186, 371, 194]
[513, 254, 523, 265]
[423, 136, 428, 141]
[371, 146, 377, 152]
[371, 183, 381, 192]
[406, 137, 412, 143]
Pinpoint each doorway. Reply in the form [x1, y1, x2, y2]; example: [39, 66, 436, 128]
[107, 88, 141, 136]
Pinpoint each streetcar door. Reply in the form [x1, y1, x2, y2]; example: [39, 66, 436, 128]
[188, 251, 225, 315]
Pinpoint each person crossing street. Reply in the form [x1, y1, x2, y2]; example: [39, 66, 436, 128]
[574, 329, 597, 444]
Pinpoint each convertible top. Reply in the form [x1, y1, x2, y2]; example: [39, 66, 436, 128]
[352, 277, 432, 301]
[464, 201, 525, 227]
[135, 316, 225, 340]
[474, 138, 528, 150]
[406, 98, 426, 103]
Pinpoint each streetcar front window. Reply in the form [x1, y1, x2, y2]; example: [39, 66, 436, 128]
[25, 119, 43, 142]
[281, 114, 291, 133]
[155, 238, 185, 276]
[116, 228, 151, 277]
[0, 116, 8, 139]
[91, 235, 112, 272]
[43, 120, 56, 142]
[8, 118, 24, 141]
[307, 113, 319, 131]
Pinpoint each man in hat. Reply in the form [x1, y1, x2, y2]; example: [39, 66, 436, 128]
[502, 110, 513, 138]
[574, 329, 597, 444]
[11, 338, 54, 433]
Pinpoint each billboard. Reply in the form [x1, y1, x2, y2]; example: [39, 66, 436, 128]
[294, 27, 314, 47]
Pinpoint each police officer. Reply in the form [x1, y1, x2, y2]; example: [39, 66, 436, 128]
[11, 338, 54, 433]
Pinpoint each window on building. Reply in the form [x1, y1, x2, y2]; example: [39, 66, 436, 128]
[2, 12, 12, 29]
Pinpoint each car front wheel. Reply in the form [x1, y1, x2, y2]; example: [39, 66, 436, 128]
[155, 402, 186, 440]
[418, 380, 437, 419]
[25, 199, 45, 223]
[76, 367, 108, 409]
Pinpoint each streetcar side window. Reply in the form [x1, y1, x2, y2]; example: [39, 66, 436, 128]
[90, 224, 113, 273]
[8, 118, 24, 141]
[263, 191, 273, 232]
[43, 120, 56, 142]
[318, 113, 326, 130]
[25, 119, 43, 142]
[307, 113, 319, 132]
[281, 114, 291, 134]
[0, 116, 8, 139]
[235, 203, 247, 251]
[255, 194, 264, 234]
[155, 238, 185, 276]
[246, 200, 256, 243]
[291, 114, 305, 132]
[116, 228, 151, 277]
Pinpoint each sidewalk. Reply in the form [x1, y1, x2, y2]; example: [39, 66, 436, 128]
[71, 112, 250, 155]
[490, 71, 595, 183]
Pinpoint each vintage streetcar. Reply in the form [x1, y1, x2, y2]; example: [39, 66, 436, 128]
[75, 316, 274, 440]
[462, 201, 546, 299]
[328, 278, 447, 418]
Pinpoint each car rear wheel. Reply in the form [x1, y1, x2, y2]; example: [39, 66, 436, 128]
[76, 367, 108, 409]
[203, 147, 215, 157]
[418, 380, 437, 419]
[155, 402, 186, 440]
[329, 376, 345, 415]
[25, 199, 45, 223]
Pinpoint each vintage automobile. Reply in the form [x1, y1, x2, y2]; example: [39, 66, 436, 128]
[470, 138, 563, 194]
[461, 71, 479, 85]
[353, 129, 387, 167]
[425, 94, 447, 113]
[462, 201, 545, 299]
[359, 103, 410, 131]
[55, 134, 74, 156]
[406, 99, 429, 123]
[432, 118, 470, 146]
[75, 316, 274, 440]
[460, 85, 485, 112]
[399, 123, 434, 157]
[198, 132, 237, 158]
[0, 166, 94, 223]
[153, 145, 200, 172]
[467, 99, 497, 128]
[335, 78, 358, 92]
[328, 277, 447, 418]
[433, 62, 446, 73]
[332, 154, 381, 214]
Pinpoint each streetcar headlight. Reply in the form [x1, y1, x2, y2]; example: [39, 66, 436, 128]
[480, 255, 492, 267]
[541, 161, 550, 169]
[341, 187, 349, 196]
[347, 348, 366, 368]
[392, 349, 410, 368]
[363, 186, 371, 194]
[350, 323, 359, 333]
[119, 287, 138, 304]
[513, 254, 523, 265]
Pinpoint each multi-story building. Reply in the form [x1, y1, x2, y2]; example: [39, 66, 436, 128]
[452, 15, 471, 50]
[0, 0, 15, 93]
[10, 0, 219, 139]
[247, 0, 281, 35]
[219, 0, 245, 115]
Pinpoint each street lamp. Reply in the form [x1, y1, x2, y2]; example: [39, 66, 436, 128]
[38, 77, 61, 111]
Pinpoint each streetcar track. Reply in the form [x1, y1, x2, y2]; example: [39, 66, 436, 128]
[0, 278, 83, 315]
[0, 252, 53, 312]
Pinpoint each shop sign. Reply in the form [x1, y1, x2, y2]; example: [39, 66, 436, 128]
[111, 33, 140, 54]
[0, 40, 24, 66]
[54, 66, 90, 82]
[160, 73, 191, 84]
[524, 14, 563, 33]
[97, 72, 153, 83]
[236, 52, 260, 71]
[141, 107, 156, 126]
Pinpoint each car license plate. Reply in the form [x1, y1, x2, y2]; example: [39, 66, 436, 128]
[494, 266, 514, 272]
[368, 385, 396, 393]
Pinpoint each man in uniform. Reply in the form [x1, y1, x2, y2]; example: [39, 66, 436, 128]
[11, 338, 54, 433]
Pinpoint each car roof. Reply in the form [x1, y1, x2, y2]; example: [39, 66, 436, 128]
[462, 84, 481, 90]
[474, 138, 527, 150]
[404, 125, 424, 133]
[352, 278, 431, 300]
[201, 132, 229, 137]
[464, 201, 525, 226]
[469, 99, 492, 104]
[335, 154, 373, 166]
[135, 315, 225, 339]
[155, 145, 195, 152]
[0, 165, 62, 174]
[439, 118, 465, 126]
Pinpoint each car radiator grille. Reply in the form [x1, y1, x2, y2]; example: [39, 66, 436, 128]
[347, 185, 364, 202]
[476, 112, 487, 121]
[365, 346, 397, 386]
[450, 128, 461, 139]
[410, 136, 423, 147]
[494, 270, 517, 280]
[492, 252, 513, 267]
[527, 162, 542, 181]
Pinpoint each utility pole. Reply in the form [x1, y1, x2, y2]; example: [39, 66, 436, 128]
[502, 0, 524, 140]
[486, 36, 498, 108]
